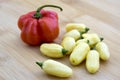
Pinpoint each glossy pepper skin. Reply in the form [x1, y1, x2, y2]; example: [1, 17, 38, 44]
[18, 5, 62, 46]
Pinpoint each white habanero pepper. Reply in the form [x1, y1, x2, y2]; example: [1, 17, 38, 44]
[86, 50, 100, 73]
[76, 39, 89, 45]
[63, 29, 81, 41]
[36, 59, 73, 78]
[65, 23, 89, 33]
[82, 33, 102, 48]
[40, 43, 68, 58]
[96, 42, 110, 61]
[70, 42, 90, 65]
[61, 37, 76, 55]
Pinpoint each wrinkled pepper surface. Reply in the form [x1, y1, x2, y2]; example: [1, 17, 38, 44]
[18, 5, 62, 45]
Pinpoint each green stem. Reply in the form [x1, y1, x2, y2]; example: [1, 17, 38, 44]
[34, 5, 63, 19]
[87, 40, 90, 44]
[36, 62, 43, 69]
[85, 27, 89, 33]
[79, 27, 89, 39]
[79, 32, 84, 39]
[62, 49, 68, 55]
[100, 37, 104, 41]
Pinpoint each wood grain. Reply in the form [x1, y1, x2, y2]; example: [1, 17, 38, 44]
[0, 0, 120, 80]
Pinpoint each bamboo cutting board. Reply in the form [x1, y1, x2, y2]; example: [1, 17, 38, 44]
[0, 0, 120, 80]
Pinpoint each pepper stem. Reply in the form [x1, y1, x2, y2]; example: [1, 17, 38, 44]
[34, 5, 63, 19]
[36, 62, 43, 69]
[100, 37, 104, 41]
[79, 27, 89, 38]
[87, 40, 90, 44]
[85, 27, 90, 33]
[62, 49, 68, 55]
[79, 32, 84, 39]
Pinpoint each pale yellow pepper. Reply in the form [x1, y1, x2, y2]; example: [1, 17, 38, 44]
[63, 29, 81, 41]
[65, 23, 89, 33]
[70, 42, 90, 65]
[61, 37, 76, 55]
[96, 42, 110, 60]
[40, 43, 68, 58]
[82, 33, 101, 48]
[36, 59, 73, 77]
[86, 50, 100, 73]
[76, 39, 89, 45]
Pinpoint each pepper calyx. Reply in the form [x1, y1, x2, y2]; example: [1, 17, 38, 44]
[33, 5, 63, 19]
[62, 48, 68, 55]
[36, 62, 43, 69]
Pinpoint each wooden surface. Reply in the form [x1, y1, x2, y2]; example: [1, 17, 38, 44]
[0, 0, 120, 80]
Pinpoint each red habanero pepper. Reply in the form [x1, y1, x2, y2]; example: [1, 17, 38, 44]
[18, 5, 62, 46]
